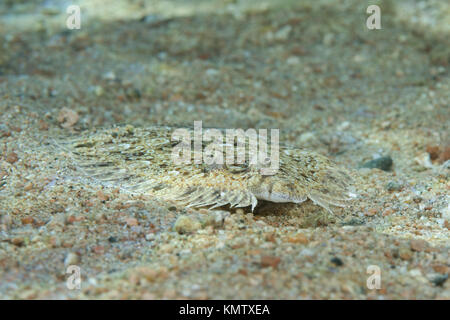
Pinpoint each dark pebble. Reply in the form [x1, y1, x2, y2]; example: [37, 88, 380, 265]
[430, 274, 448, 287]
[108, 236, 118, 243]
[330, 257, 344, 266]
[360, 156, 393, 171]
[340, 217, 364, 226]
[386, 181, 402, 191]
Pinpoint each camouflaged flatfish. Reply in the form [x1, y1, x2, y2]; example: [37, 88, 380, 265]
[54, 125, 353, 213]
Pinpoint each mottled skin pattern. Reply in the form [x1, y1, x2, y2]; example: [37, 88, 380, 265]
[56, 125, 352, 213]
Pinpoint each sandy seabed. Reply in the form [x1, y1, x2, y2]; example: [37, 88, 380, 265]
[0, 0, 448, 299]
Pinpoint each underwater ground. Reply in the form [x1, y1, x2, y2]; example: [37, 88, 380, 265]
[0, 0, 448, 299]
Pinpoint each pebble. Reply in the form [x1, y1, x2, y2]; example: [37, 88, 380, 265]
[11, 237, 24, 246]
[0, 124, 10, 137]
[438, 147, 450, 163]
[21, 217, 34, 225]
[203, 210, 229, 229]
[0, 214, 12, 227]
[365, 208, 378, 217]
[386, 181, 403, 191]
[108, 236, 118, 243]
[260, 255, 281, 269]
[174, 215, 201, 234]
[64, 252, 80, 266]
[92, 245, 105, 255]
[360, 156, 393, 171]
[429, 274, 448, 287]
[330, 257, 344, 267]
[24, 182, 33, 191]
[103, 71, 116, 81]
[6, 152, 18, 164]
[410, 239, 428, 252]
[441, 204, 450, 220]
[426, 145, 440, 160]
[286, 56, 300, 65]
[398, 247, 413, 261]
[125, 217, 138, 227]
[286, 233, 309, 244]
[414, 153, 433, 169]
[425, 145, 450, 164]
[96, 190, 109, 202]
[57, 107, 79, 129]
[264, 232, 276, 243]
[341, 217, 364, 226]
[337, 121, 350, 131]
[274, 25, 292, 40]
[205, 68, 219, 76]
[432, 264, 448, 274]
[145, 233, 155, 241]
[129, 267, 159, 284]
[94, 86, 104, 96]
